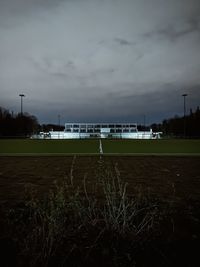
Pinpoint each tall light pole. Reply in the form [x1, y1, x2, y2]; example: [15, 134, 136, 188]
[143, 114, 146, 139]
[19, 94, 25, 115]
[58, 114, 61, 128]
[182, 94, 188, 138]
[58, 114, 61, 139]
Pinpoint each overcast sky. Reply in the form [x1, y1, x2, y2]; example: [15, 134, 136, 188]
[0, 0, 200, 124]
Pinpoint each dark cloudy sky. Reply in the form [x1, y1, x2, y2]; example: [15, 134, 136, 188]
[1, 0, 200, 124]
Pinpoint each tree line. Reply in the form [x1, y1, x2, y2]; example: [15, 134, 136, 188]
[151, 106, 200, 138]
[1, 105, 200, 138]
[0, 107, 40, 137]
[0, 107, 65, 137]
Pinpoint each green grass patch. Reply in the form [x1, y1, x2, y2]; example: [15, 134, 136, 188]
[0, 138, 200, 154]
[0, 139, 98, 154]
[102, 139, 200, 154]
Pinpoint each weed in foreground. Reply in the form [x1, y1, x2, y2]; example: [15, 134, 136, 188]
[6, 158, 159, 267]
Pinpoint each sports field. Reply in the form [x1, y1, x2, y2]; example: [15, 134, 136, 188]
[0, 143, 200, 266]
[0, 155, 200, 266]
[0, 138, 200, 155]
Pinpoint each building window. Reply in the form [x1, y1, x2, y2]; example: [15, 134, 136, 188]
[80, 125, 86, 128]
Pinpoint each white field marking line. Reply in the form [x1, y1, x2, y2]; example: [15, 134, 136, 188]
[0, 153, 99, 156]
[0, 153, 200, 157]
[103, 153, 200, 156]
[99, 139, 103, 154]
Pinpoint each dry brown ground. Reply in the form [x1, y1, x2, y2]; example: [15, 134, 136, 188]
[0, 156, 200, 237]
[0, 156, 200, 266]
[0, 156, 199, 206]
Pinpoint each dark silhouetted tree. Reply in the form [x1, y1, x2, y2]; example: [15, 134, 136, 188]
[0, 107, 40, 137]
[151, 106, 200, 138]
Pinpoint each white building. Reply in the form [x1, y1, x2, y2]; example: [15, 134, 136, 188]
[43, 123, 162, 139]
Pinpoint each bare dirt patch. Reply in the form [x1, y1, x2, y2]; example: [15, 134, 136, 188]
[0, 156, 199, 206]
[0, 156, 199, 266]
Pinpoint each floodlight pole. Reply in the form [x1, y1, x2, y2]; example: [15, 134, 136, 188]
[58, 114, 61, 139]
[19, 94, 25, 115]
[182, 94, 188, 138]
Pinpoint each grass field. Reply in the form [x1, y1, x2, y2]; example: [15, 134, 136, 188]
[0, 139, 200, 266]
[102, 139, 200, 154]
[0, 138, 200, 154]
[0, 139, 98, 154]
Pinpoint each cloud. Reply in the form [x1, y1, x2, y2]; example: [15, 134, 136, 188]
[143, 16, 200, 42]
[0, 0, 200, 123]
[114, 38, 133, 46]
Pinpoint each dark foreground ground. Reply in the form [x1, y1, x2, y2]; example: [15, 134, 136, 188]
[0, 156, 200, 266]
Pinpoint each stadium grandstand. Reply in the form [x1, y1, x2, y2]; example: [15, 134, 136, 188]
[36, 123, 162, 139]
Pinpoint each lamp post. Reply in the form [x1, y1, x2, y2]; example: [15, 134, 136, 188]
[143, 114, 146, 139]
[182, 94, 188, 138]
[58, 114, 61, 128]
[19, 94, 25, 115]
[58, 114, 61, 139]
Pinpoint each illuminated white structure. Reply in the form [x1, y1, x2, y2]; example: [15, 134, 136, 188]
[44, 123, 161, 139]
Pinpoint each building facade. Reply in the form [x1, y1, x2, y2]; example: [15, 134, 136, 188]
[44, 123, 161, 139]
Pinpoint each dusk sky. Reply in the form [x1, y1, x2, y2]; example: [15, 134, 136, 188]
[1, 0, 200, 125]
